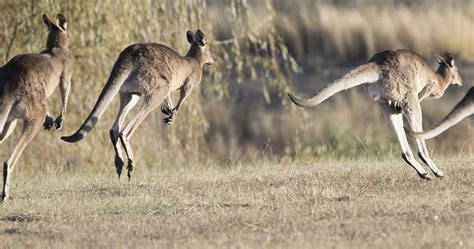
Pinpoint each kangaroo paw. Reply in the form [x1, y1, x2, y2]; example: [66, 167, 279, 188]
[163, 114, 176, 125]
[43, 116, 55, 131]
[161, 105, 173, 116]
[53, 116, 64, 131]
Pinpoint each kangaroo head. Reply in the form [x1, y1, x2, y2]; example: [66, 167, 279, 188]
[42, 14, 68, 50]
[186, 30, 215, 65]
[433, 52, 462, 87]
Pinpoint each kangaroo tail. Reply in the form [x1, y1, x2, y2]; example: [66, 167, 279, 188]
[61, 63, 131, 143]
[287, 62, 380, 108]
[408, 87, 474, 140]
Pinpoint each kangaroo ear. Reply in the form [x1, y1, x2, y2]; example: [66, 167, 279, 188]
[444, 52, 454, 67]
[195, 30, 206, 46]
[42, 14, 53, 31]
[56, 14, 67, 31]
[432, 53, 447, 66]
[186, 30, 195, 44]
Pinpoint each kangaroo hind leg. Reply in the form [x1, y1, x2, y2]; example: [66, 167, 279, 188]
[404, 102, 444, 178]
[119, 86, 168, 181]
[378, 102, 431, 180]
[109, 93, 140, 178]
[2, 117, 42, 202]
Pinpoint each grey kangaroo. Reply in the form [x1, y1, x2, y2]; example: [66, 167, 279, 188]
[1, 14, 71, 202]
[61, 30, 214, 180]
[407, 86, 473, 139]
[288, 50, 462, 180]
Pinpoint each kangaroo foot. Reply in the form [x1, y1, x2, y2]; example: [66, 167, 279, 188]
[433, 170, 444, 178]
[127, 159, 134, 181]
[1, 193, 11, 203]
[418, 172, 432, 181]
[115, 156, 124, 178]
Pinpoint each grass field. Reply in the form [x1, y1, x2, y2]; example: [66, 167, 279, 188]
[1, 157, 472, 248]
[0, 1, 473, 248]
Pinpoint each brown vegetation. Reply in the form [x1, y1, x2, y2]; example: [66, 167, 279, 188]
[0, 157, 473, 248]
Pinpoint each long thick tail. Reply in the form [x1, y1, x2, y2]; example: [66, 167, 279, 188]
[287, 63, 380, 108]
[61, 64, 131, 143]
[409, 87, 474, 140]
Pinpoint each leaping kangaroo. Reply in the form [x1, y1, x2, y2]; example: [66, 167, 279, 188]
[288, 50, 463, 180]
[61, 30, 215, 180]
[1, 14, 71, 202]
[407, 87, 473, 139]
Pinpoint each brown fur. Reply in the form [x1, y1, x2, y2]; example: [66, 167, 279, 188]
[364, 50, 461, 106]
[1, 14, 72, 202]
[61, 30, 214, 180]
[288, 49, 463, 179]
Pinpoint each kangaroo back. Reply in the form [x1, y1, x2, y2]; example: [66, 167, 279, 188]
[61, 61, 131, 143]
[288, 63, 380, 108]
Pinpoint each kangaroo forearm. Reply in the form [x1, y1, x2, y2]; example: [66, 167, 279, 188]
[418, 89, 430, 101]
[165, 94, 173, 109]
[175, 84, 193, 112]
[60, 93, 69, 117]
[174, 98, 186, 112]
[59, 76, 71, 118]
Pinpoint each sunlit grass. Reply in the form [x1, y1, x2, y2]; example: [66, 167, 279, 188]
[1, 157, 472, 248]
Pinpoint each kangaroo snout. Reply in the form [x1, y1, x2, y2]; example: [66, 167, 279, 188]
[206, 57, 215, 65]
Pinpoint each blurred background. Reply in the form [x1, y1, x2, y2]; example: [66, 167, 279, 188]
[0, 0, 472, 172]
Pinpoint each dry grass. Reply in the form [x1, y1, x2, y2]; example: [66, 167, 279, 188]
[1, 157, 473, 248]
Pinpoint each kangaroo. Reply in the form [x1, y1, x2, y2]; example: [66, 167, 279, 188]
[407, 87, 473, 139]
[1, 14, 71, 202]
[288, 50, 463, 180]
[61, 30, 214, 180]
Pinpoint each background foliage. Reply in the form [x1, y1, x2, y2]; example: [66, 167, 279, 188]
[0, 0, 472, 171]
